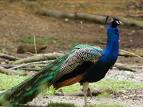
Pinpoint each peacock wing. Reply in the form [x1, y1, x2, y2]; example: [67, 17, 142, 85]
[55, 44, 103, 80]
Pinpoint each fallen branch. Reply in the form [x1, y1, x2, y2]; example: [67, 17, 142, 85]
[36, 10, 110, 24]
[14, 50, 142, 65]
[119, 50, 143, 59]
[0, 66, 26, 76]
[114, 63, 137, 72]
[19, 68, 41, 72]
[0, 53, 19, 61]
[9, 63, 31, 70]
[12, 59, 139, 72]
[9, 60, 52, 70]
[17, 44, 47, 54]
[12, 51, 141, 72]
[0, 64, 15, 69]
[36, 10, 143, 29]
[13, 52, 64, 64]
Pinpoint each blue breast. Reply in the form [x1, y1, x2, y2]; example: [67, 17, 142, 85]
[100, 24, 120, 63]
[81, 24, 120, 83]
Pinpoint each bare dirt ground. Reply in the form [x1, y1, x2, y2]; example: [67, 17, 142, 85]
[0, 2, 143, 53]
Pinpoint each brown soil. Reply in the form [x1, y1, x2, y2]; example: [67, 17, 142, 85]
[0, 2, 143, 54]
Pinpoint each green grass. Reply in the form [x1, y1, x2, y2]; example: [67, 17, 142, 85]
[0, 73, 140, 107]
[61, 79, 143, 93]
[48, 102, 76, 107]
[47, 102, 124, 107]
[63, 79, 143, 97]
[0, 73, 143, 98]
[94, 79, 143, 92]
[42, 79, 143, 97]
[88, 103, 125, 107]
[0, 73, 28, 90]
[20, 34, 83, 50]
[20, 35, 57, 45]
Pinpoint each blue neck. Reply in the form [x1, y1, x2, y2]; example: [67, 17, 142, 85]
[102, 24, 120, 62]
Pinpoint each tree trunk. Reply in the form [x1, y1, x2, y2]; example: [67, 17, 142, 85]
[0, 66, 26, 76]
[36, 10, 143, 29]
[14, 53, 63, 64]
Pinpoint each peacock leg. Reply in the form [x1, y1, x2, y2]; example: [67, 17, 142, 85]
[83, 82, 89, 107]
[87, 88, 92, 98]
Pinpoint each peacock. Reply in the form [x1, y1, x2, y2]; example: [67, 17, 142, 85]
[0, 16, 121, 106]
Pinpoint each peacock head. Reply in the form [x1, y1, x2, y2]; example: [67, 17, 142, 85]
[105, 16, 121, 28]
[111, 18, 121, 27]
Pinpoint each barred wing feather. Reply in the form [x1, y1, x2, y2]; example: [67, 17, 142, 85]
[57, 45, 103, 79]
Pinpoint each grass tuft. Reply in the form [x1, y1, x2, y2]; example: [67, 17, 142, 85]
[48, 102, 76, 107]
[87, 103, 125, 107]
[20, 35, 57, 45]
[94, 79, 143, 93]
[47, 102, 124, 107]
[0, 73, 28, 90]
